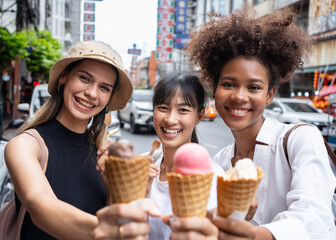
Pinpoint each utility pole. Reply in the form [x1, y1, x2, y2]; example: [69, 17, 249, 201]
[16, 0, 24, 31]
[11, 0, 24, 120]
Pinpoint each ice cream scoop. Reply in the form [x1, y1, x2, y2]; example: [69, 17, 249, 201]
[107, 139, 135, 159]
[226, 158, 257, 180]
[173, 143, 212, 175]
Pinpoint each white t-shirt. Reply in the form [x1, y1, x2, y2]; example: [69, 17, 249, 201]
[148, 150, 224, 240]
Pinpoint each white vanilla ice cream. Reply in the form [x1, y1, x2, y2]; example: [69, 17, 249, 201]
[226, 158, 257, 180]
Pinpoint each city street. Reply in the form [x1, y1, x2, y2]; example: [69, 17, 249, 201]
[117, 117, 233, 158]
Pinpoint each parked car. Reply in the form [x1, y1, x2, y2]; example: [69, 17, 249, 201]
[17, 83, 50, 119]
[264, 97, 334, 136]
[17, 84, 121, 139]
[118, 89, 154, 133]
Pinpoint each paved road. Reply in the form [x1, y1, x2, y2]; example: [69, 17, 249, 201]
[118, 117, 233, 158]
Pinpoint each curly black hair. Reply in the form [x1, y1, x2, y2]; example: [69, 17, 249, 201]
[187, 7, 311, 92]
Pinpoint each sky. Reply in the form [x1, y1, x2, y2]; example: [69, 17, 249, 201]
[95, 0, 158, 71]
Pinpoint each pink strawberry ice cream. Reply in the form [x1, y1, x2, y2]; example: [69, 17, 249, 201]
[173, 143, 212, 175]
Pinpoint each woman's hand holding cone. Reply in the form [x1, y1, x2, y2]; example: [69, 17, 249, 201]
[162, 213, 218, 240]
[212, 216, 275, 240]
[94, 204, 150, 240]
[146, 162, 160, 197]
[245, 196, 258, 221]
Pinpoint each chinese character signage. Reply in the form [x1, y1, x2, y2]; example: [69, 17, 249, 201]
[175, 34, 190, 49]
[83, 35, 95, 41]
[83, 1, 96, 41]
[84, 2, 95, 11]
[84, 13, 95, 22]
[156, 0, 175, 62]
[84, 24, 95, 33]
[175, 0, 187, 34]
[158, 0, 174, 8]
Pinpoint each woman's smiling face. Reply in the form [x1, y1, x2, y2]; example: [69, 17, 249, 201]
[214, 56, 275, 133]
[153, 88, 203, 151]
[58, 59, 117, 128]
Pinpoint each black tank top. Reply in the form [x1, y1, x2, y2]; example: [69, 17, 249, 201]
[16, 118, 106, 239]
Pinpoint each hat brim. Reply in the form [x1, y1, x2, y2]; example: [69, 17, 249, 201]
[49, 56, 133, 111]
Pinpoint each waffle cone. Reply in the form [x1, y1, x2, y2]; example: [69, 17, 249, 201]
[105, 155, 151, 203]
[167, 172, 214, 217]
[217, 168, 264, 217]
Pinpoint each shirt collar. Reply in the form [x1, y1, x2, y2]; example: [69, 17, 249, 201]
[255, 117, 281, 147]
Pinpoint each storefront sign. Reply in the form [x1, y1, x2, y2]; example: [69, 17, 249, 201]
[82, 2, 96, 41]
[175, 0, 187, 33]
[84, 2, 95, 11]
[175, 34, 190, 49]
[156, 0, 174, 62]
[84, 24, 95, 33]
[84, 13, 95, 22]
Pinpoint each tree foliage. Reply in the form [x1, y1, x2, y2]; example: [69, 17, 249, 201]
[24, 29, 62, 79]
[0, 27, 62, 80]
[0, 27, 28, 68]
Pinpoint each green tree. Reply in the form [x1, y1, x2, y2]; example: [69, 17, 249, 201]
[0, 28, 61, 136]
[0, 28, 62, 80]
[0, 27, 28, 69]
[24, 29, 62, 81]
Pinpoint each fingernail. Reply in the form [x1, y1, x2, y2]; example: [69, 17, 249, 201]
[171, 219, 181, 229]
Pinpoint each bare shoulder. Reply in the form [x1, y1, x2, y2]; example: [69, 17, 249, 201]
[5, 131, 42, 165]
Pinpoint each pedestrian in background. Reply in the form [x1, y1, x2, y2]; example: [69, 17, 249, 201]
[165, 6, 336, 240]
[5, 40, 154, 240]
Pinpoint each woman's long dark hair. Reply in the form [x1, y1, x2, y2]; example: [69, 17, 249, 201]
[152, 72, 206, 143]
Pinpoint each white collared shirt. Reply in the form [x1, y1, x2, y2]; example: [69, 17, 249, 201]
[214, 117, 336, 240]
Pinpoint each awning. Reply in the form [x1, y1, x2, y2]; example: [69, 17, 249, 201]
[295, 65, 336, 73]
[319, 84, 336, 96]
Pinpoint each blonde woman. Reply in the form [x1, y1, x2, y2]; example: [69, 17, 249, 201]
[5, 41, 152, 240]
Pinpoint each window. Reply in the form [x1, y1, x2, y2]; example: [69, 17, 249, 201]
[282, 102, 319, 113]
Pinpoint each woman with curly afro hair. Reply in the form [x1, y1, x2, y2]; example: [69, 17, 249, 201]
[164, 6, 336, 240]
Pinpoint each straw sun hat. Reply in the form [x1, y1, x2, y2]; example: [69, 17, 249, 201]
[49, 40, 133, 111]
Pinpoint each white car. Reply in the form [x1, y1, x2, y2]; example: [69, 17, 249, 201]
[264, 97, 334, 136]
[17, 84, 121, 139]
[17, 84, 50, 119]
[118, 89, 154, 133]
